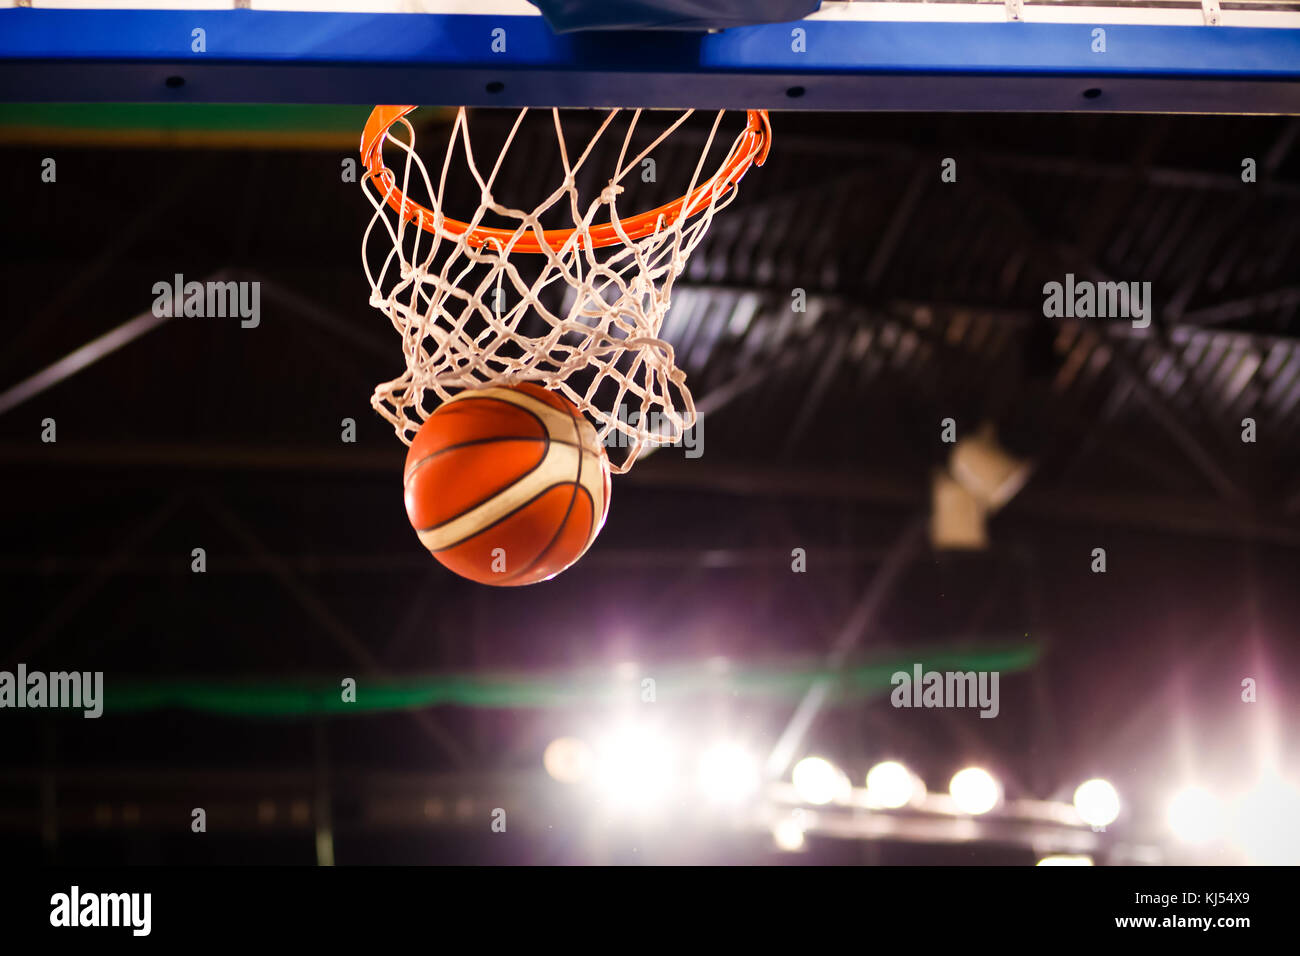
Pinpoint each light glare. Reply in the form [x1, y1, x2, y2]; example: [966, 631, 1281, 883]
[543, 736, 594, 784]
[1231, 774, 1300, 864]
[1073, 778, 1121, 828]
[792, 756, 847, 806]
[698, 743, 760, 805]
[1167, 787, 1223, 846]
[594, 725, 676, 813]
[773, 817, 805, 851]
[949, 766, 1000, 815]
[1037, 855, 1094, 866]
[866, 760, 915, 809]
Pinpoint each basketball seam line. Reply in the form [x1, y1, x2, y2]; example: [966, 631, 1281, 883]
[410, 392, 557, 531]
[410, 387, 602, 583]
[503, 397, 587, 584]
[430, 480, 595, 557]
[495, 483, 596, 586]
[404, 390, 582, 491]
[403, 436, 590, 489]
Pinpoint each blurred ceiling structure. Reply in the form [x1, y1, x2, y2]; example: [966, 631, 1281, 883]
[1, 108, 1297, 863]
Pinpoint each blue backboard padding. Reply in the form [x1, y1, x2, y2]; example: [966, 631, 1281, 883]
[1, 9, 1297, 111]
[0, 11, 563, 64]
[1, 9, 1297, 76]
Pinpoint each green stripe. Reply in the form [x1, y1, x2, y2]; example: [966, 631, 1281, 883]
[0, 103, 373, 134]
[99, 642, 1041, 716]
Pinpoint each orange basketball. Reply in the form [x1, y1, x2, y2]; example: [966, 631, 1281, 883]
[402, 383, 611, 586]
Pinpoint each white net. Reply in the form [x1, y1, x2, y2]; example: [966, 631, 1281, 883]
[360, 106, 764, 472]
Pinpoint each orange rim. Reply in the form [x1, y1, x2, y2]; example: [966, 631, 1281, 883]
[360, 105, 771, 254]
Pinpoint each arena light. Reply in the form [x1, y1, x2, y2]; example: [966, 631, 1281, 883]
[949, 766, 1001, 815]
[1073, 778, 1121, 828]
[792, 756, 849, 806]
[1036, 855, 1094, 866]
[773, 817, 806, 852]
[949, 424, 1033, 512]
[866, 760, 917, 809]
[1230, 773, 1300, 865]
[697, 743, 760, 806]
[593, 724, 676, 814]
[930, 470, 987, 550]
[1167, 786, 1223, 846]
[543, 736, 595, 785]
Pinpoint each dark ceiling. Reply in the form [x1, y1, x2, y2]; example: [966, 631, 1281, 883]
[1, 108, 1298, 864]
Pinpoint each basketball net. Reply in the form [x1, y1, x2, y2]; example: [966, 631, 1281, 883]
[360, 106, 770, 472]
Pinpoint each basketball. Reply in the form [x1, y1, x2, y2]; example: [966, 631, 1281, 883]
[402, 383, 611, 586]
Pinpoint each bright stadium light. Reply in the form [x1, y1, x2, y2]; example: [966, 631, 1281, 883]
[697, 743, 760, 805]
[949, 767, 1001, 815]
[1167, 786, 1223, 846]
[1073, 778, 1121, 828]
[1037, 855, 1094, 866]
[866, 761, 916, 809]
[593, 724, 676, 813]
[792, 756, 848, 806]
[1231, 773, 1300, 865]
[543, 736, 595, 785]
[773, 817, 806, 851]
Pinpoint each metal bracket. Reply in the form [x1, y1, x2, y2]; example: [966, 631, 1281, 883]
[1202, 0, 1222, 25]
[1006, 0, 1024, 22]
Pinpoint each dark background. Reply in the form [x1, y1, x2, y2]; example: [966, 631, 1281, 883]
[1, 108, 1298, 864]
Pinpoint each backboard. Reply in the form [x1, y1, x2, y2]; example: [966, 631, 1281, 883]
[1, 0, 1299, 113]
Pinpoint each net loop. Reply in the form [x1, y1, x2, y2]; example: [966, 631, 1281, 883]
[360, 106, 770, 472]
